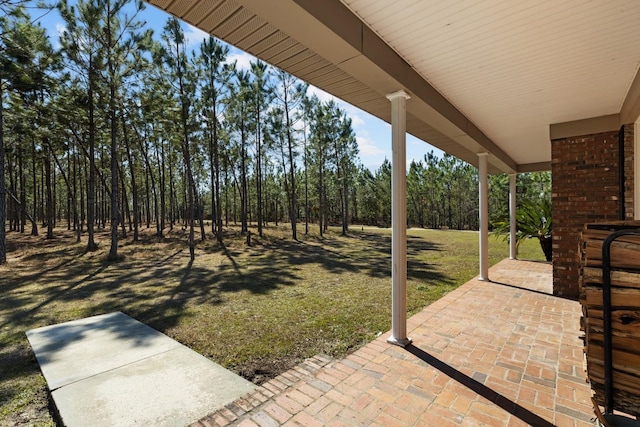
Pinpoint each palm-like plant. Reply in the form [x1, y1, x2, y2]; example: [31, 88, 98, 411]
[493, 197, 552, 261]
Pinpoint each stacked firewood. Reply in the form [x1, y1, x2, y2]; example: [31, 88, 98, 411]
[580, 222, 640, 418]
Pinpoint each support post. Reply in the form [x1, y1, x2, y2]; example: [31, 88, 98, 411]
[509, 173, 517, 259]
[386, 90, 411, 347]
[478, 153, 489, 281]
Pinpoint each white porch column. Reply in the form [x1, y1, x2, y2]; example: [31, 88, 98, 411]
[509, 173, 517, 259]
[478, 153, 489, 281]
[386, 90, 411, 347]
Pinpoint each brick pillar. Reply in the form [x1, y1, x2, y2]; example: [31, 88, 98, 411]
[623, 125, 635, 219]
[551, 126, 634, 299]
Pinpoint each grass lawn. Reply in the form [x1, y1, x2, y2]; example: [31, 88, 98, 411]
[0, 223, 545, 426]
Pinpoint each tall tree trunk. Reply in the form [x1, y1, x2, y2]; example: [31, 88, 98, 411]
[108, 102, 118, 258]
[73, 140, 80, 240]
[31, 137, 38, 235]
[53, 165, 57, 227]
[135, 123, 159, 235]
[8, 147, 15, 232]
[0, 82, 6, 264]
[175, 49, 195, 259]
[342, 175, 349, 235]
[144, 167, 150, 228]
[194, 189, 205, 241]
[318, 153, 324, 237]
[168, 145, 175, 231]
[333, 144, 346, 236]
[100, 147, 107, 229]
[45, 136, 79, 242]
[209, 114, 220, 240]
[80, 151, 85, 233]
[233, 174, 237, 225]
[39, 158, 44, 226]
[284, 97, 297, 240]
[318, 183, 323, 236]
[213, 131, 222, 241]
[66, 148, 71, 231]
[224, 161, 229, 226]
[19, 146, 25, 233]
[304, 132, 309, 235]
[240, 113, 248, 234]
[107, 0, 119, 260]
[256, 108, 263, 237]
[86, 56, 97, 251]
[122, 117, 139, 241]
[208, 89, 222, 241]
[158, 134, 166, 234]
[44, 140, 54, 239]
[118, 164, 128, 238]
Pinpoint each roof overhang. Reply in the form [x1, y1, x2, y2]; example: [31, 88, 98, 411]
[147, 0, 640, 174]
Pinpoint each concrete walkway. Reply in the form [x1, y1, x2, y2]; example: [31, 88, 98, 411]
[26, 312, 256, 426]
[192, 259, 597, 427]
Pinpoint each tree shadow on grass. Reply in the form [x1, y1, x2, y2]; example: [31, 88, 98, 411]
[1, 226, 460, 426]
[0, 264, 109, 331]
[1, 228, 448, 331]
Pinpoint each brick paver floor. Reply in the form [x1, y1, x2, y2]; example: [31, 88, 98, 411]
[191, 259, 597, 427]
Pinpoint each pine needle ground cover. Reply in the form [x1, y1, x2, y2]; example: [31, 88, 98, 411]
[0, 225, 544, 425]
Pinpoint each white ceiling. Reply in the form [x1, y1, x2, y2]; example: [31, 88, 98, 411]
[340, 0, 640, 167]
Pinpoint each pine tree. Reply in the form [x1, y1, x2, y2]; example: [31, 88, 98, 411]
[250, 60, 271, 238]
[160, 17, 197, 260]
[273, 70, 307, 240]
[198, 37, 229, 241]
[59, 0, 105, 251]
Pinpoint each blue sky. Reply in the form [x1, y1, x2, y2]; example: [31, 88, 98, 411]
[27, 0, 443, 171]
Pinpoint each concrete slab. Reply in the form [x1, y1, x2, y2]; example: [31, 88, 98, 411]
[26, 312, 181, 390]
[26, 312, 257, 426]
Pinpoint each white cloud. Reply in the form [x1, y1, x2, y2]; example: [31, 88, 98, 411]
[227, 49, 254, 71]
[342, 104, 366, 129]
[306, 85, 337, 104]
[357, 135, 385, 157]
[183, 23, 210, 48]
[55, 22, 67, 38]
[305, 86, 368, 130]
[52, 22, 68, 49]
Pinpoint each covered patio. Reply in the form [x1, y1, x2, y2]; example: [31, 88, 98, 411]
[143, 1, 640, 424]
[147, 0, 640, 330]
[191, 259, 595, 427]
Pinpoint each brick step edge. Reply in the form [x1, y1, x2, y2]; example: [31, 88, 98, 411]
[190, 354, 334, 427]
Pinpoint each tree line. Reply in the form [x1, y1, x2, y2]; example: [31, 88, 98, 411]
[0, 0, 550, 263]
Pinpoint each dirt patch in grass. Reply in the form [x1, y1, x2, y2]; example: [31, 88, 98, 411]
[0, 224, 544, 425]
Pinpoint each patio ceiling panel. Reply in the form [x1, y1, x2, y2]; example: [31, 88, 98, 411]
[261, 43, 307, 67]
[230, 23, 277, 52]
[222, 15, 266, 47]
[182, 1, 224, 25]
[213, 8, 256, 40]
[271, 49, 317, 71]
[343, 92, 379, 106]
[341, 0, 640, 168]
[196, 1, 242, 35]
[313, 74, 360, 93]
[254, 38, 299, 63]
[281, 55, 327, 77]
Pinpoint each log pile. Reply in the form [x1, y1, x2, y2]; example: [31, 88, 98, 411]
[580, 221, 640, 418]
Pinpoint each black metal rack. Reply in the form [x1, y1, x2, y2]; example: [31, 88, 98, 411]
[601, 229, 640, 426]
